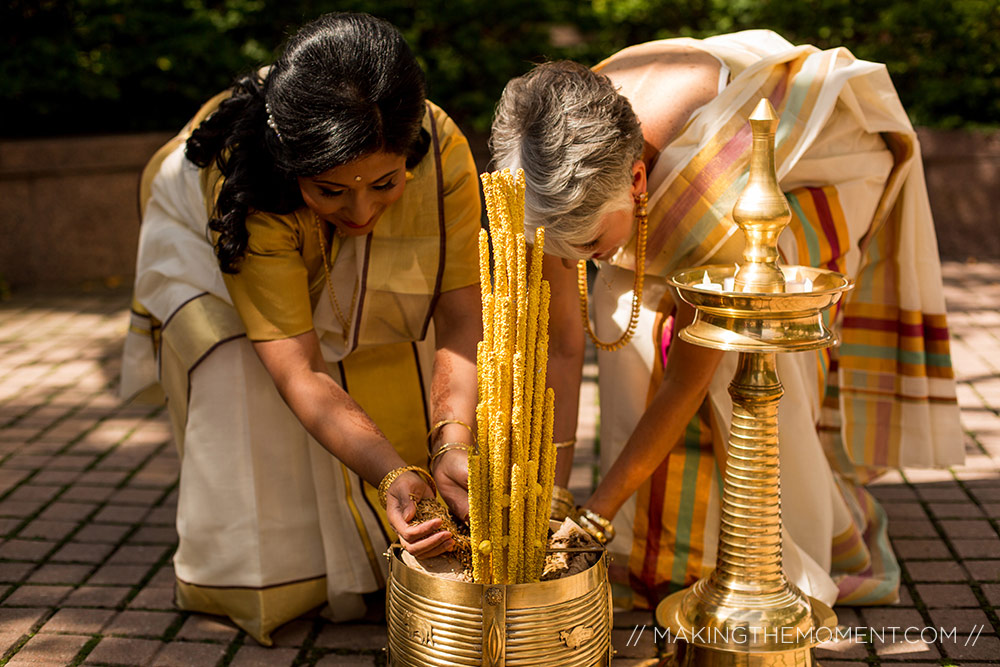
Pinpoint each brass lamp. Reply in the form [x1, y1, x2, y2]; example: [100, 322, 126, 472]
[658, 99, 850, 666]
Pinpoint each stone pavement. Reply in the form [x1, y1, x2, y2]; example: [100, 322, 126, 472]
[0, 260, 998, 666]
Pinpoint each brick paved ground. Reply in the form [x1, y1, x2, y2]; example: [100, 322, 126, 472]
[0, 260, 997, 666]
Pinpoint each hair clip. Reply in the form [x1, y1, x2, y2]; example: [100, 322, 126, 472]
[265, 102, 282, 141]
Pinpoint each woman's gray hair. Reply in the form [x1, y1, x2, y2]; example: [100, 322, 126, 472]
[490, 60, 644, 259]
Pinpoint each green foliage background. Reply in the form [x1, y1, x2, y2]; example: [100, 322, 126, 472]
[2, 0, 997, 138]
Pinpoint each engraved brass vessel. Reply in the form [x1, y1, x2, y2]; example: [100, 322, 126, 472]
[659, 99, 847, 666]
[385, 545, 613, 666]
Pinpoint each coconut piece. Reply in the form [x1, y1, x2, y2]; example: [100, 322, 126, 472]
[540, 518, 600, 581]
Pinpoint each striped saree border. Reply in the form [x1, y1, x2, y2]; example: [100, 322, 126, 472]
[645, 50, 836, 277]
[832, 486, 900, 605]
[628, 402, 719, 608]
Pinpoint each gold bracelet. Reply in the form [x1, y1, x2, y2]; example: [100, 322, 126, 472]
[550, 485, 575, 521]
[429, 442, 469, 473]
[377, 465, 437, 509]
[427, 419, 477, 448]
[576, 506, 616, 545]
[553, 438, 577, 449]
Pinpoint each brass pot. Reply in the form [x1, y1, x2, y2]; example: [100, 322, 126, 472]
[385, 545, 613, 666]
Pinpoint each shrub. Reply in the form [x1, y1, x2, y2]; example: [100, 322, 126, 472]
[2, 0, 996, 137]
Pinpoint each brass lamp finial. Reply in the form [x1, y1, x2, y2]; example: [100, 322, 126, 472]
[732, 98, 791, 293]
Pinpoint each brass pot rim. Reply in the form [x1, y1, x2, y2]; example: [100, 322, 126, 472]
[387, 543, 609, 605]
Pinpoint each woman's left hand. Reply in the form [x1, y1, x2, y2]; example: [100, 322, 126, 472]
[432, 448, 470, 522]
[385, 471, 455, 558]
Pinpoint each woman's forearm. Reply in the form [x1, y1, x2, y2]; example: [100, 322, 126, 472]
[549, 344, 583, 486]
[279, 369, 407, 485]
[585, 305, 724, 518]
[253, 334, 405, 487]
[254, 331, 455, 555]
[428, 284, 482, 453]
[428, 346, 479, 450]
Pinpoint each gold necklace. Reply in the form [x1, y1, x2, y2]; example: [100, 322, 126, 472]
[576, 192, 648, 352]
[312, 214, 360, 346]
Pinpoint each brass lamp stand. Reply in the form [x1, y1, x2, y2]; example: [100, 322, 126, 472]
[657, 99, 850, 666]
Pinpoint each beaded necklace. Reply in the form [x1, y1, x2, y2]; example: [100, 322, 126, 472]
[575, 192, 648, 352]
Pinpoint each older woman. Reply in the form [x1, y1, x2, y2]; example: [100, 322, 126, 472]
[492, 30, 961, 611]
[121, 13, 481, 643]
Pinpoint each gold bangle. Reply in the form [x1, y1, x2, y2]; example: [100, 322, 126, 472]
[378, 465, 437, 509]
[550, 485, 575, 521]
[427, 419, 477, 447]
[553, 438, 576, 449]
[429, 442, 469, 473]
[576, 506, 615, 545]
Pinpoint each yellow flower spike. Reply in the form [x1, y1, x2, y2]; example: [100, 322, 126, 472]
[504, 302, 515, 409]
[509, 463, 524, 583]
[511, 351, 525, 476]
[475, 341, 490, 468]
[504, 242, 517, 359]
[471, 342, 491, 583]
[480, 173, 498, 228]
[495, 375, 510, 570]
[528, 281, 550, 479]
[529, 228, 546, 301]
[478, 228, 491, 294]
[486, 179, 507, 318]
[468, 449, 483, 581]
[485, 353, 499, 583]
[523, 228, 545, 454]
[496, 357, 510, 471]
[513, 237, 528, 460]
[535, 388, 557, 560]
[499, 313, 514, 452]
[478, 229, 493, 338]
[523, 457, 539, 581]
[494, 282, 508, 356]
[510, 268, 528, 505]
[490, 408, 507, 584]
[482, 292, 494, 367]
[481, 180, 499, 280]
[522, 306, 537, 449]
[498, 168, 512, 221]
[499, 175, 513, 295]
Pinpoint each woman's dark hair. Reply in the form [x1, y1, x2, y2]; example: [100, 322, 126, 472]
[186, 12, 429, 273]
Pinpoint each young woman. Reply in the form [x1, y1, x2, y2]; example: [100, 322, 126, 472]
[121, 13, 482, 643]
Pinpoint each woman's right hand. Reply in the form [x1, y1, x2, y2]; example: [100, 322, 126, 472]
[432, 448, 470, 522]
[385, 471, 455, 558]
